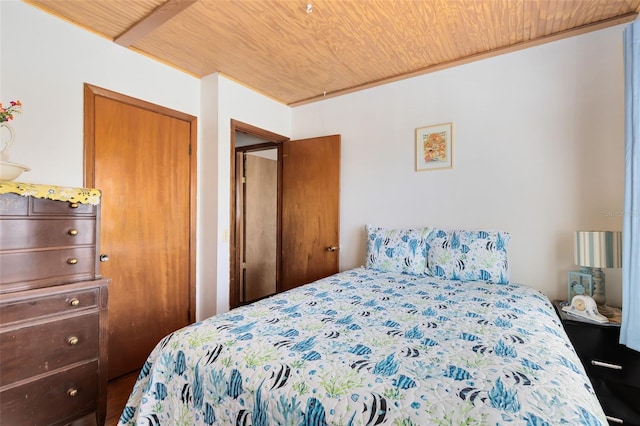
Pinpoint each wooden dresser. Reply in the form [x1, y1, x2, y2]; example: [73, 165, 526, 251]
[0, 182, 110, 426]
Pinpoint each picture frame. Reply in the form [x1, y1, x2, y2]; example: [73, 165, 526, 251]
[415, 122, 453, 171]
[567, 271, 593, 301]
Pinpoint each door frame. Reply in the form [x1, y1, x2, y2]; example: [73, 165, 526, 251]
[230, 119, 288, 309]
[83, 83, 198, 323]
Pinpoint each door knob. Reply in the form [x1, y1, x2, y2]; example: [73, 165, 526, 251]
[327, 246, 339, 252]
[99, 254, 109, 262]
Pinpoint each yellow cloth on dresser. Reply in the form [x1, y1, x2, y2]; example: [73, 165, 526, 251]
[0, 181, 101, 205]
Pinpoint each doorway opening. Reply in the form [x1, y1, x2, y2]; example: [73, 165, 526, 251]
[230, 120, 288, 309]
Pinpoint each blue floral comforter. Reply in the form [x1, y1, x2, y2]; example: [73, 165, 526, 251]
[118, 268, 606, 425]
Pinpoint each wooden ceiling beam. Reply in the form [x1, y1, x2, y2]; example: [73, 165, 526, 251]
[115, 0, 197, 47]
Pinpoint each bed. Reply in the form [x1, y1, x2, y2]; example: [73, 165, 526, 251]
[118, 227, 607, 425]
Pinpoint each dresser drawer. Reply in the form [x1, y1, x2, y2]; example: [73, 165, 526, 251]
[584, 346, 640, 389]
[591, 378, 640, 426]
[0, 193, 97, 217]
[0, 193, 29, 216]
[0, 218, 96, 250]
[0, 360, 99, 426]
[564, 321, 640, 389]
[0, 312, 99, 386]
[32, 197, 97, 216]
[0, 247, 96, 292]
[0, 287, 98, 324]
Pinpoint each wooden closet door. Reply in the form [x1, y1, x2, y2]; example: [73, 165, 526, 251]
[85, 86, 195, 380]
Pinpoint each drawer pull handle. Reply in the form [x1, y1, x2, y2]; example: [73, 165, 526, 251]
[591, 360, 622, 370]
[70, 203, 79, 209]
[67, 336, 79, 345]
[69, 298, 80, 307]
[68, 229, 79, 236]
[606, 415, 624, 424]
[67, 258, 78, 265]
[67, 388, 78, 397]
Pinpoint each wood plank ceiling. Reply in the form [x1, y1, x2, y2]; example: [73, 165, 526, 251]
[26, 0, 640, 106]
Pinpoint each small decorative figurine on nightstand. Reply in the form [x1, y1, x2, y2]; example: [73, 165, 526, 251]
[567, 271, 593, 300]
[562, 295, 608, 323]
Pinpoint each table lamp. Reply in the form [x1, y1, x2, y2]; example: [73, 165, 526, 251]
[574, 230, 622, 305]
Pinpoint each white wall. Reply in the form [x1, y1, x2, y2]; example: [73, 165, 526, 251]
[292, 25, 626, 306]
[197, 74, 220, 319]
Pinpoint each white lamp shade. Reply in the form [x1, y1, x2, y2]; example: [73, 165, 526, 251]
[574, 231, 622, 268]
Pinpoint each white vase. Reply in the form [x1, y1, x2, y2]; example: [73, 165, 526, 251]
[1, 122, 15, 162]
[0, 122, 30, 181]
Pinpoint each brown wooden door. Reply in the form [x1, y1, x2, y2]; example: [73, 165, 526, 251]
[280, 135, 340, 292]
[84, 85, 196, 380]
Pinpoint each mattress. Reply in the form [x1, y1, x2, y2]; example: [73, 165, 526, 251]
[118, 267, 606, 425]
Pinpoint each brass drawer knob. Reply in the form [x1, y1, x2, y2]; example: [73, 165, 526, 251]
[69, 203, 79, 209]
[67, 336, 79, 345]
[67, 388, 78, 397]
[69, 298, 80, 307]
[67, 258, 78, 265]
[68, 229, 79, 236]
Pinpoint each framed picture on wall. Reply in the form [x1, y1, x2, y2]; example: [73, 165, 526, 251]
[415, 122, 453, 171]
[567, 271, 593, 301]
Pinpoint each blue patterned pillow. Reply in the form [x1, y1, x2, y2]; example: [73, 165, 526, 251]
[426, 229, 511, 283]
[365, 225, 432, 275]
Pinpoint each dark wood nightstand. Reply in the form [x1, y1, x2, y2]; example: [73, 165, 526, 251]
[553, 300, 640, 426]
